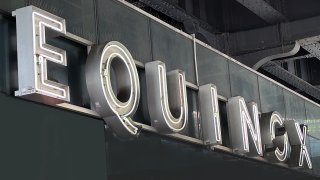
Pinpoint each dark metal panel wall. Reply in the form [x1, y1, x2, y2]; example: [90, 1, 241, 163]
[28, 0, 96, 42]
[0, 93, 108, 180]
[0, 0, 25, 13]
[0, 14, 18, 95]
[258, 76, 286, 116]
[196, 43, 231, 98]
[229, 61, 261, 106]
[104, 127, 317, 180]
[150, 20, 196, 83]
[284, 90, 307, 123]
[96, 0, 152, 63]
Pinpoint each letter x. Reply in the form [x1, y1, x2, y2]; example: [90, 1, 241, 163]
[295, 123, 312, 169]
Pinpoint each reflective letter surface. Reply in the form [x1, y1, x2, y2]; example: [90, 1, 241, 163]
[13, 6, 69, 103]
[199, 84, 222, 145]
[260, 112, 290, 162]
[227, 97, 263, 156]
[284, 120, 312, 169]
[145, 61, 188, 133]
[86, 41, 140, 138]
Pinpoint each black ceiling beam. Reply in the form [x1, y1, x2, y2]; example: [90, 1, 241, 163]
[235, 0, 286, 24]
[261, 62, 320, 100]
[221, 15, 320, 56]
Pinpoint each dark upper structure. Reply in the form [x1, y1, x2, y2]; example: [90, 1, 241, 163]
[127, 0, 320, 103]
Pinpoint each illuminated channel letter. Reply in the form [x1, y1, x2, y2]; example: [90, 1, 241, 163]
[260, 112, 290, 162]
[13, 6, 70, 103]
[86, 41, 140, 138]
[284, 120, 312, 169]
[145, 61, 188, 133]
[227, 97, 263, 156]
[199, 84, 222, 145]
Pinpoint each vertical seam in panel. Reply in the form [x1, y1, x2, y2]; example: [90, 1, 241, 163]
[281, 88, 286, 120]
[283, 90, 288, 120]
[192, 36, 201, 139]
[227, 61, 232, 99]
[192, 34, 199, 86]
[93, 0, 99, 44]
[148, 18, 153, 61]
[149, 19, 154, 61]
[303, 97, 307, 122]
[257, 77, 263, 114]
[256, 76, 262, 111]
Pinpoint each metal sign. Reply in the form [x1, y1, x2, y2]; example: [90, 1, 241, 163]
[12, 6, 312, 169]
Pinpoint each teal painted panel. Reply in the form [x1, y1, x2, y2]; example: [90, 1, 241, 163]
[196, 43, 231, 98]
[0, 93, 107, 180]
[229, 61, 260, 106]
[150, 20, 196, 83]
[258, 76, 286, 116]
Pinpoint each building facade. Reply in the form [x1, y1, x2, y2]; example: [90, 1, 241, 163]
[0, 0, 319, 179]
